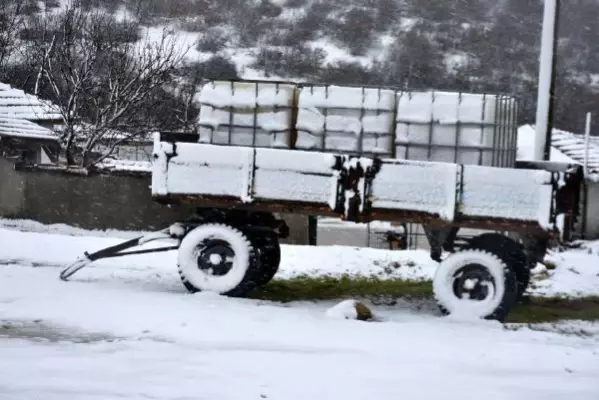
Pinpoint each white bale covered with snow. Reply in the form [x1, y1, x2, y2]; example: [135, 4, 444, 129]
[394, 91, 518, 167]
[196, 80, 296, 148]
[295, 85, 396, 157]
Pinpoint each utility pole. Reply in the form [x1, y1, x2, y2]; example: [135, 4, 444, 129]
[584, 112, 592, 176]
[534, 0, 561, 161]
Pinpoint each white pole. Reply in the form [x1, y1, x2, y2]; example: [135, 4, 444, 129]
[534, 0, 558, 161]
[584, 112, 592, 176]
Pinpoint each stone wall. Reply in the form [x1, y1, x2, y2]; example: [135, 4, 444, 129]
[0, 157, 309, 244]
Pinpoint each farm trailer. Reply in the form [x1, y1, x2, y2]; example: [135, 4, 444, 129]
[60, 133, 583, 321]
[60, 81, 584, 322]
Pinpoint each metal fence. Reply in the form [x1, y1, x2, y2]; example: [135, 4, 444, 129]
[364, 222, 427, 251]
[317, 219, 432, 251]
[317, 218, 488, 252]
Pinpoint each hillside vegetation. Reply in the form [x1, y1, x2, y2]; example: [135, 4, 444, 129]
[2, 0, 599, 135]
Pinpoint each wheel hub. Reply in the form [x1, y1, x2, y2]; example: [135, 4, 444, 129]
[196, 239, 234, 276]
[452, 264, 495, 301]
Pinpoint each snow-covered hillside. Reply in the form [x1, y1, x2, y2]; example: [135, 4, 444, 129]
[5, 0, 599, 134]
[17, 0, 596, 134]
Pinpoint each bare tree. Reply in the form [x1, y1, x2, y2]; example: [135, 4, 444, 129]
[30, 5, 189, 167]
[171, 68, 201, 134]
[0, 0, 25, 74]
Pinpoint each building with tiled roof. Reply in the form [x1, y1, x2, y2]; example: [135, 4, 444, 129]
[518, 124, 599, 239]
[0, 82, 62, 127]
[0, 117, 59, 141]
[0, 82, 63, 165]
[0, 117, 60, 165]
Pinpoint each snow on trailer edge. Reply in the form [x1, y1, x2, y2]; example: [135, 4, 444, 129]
[459, 165, 554, 227]
[369, 159, 458, 221]
[254, 148, 340, 206]
[152, 140, 558, 231]
[152, 138, 342, 207]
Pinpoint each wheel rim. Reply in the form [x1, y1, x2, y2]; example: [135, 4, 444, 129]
[451, 263, 496, 301]
[195, 239, 235, 276]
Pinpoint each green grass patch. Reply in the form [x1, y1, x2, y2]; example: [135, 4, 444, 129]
[248, 274, 432, 303]
[249, 275, 599, 324]
[542, 260, 558, 270]
[507, 296, 599, 324]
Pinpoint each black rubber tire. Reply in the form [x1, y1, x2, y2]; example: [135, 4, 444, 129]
[248, 232, 281, 287]
[467, 233, 531, 301]
[177, 223, 261, 297]
[433, 249, 519, 322]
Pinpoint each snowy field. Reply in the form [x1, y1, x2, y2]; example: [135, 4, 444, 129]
[1, 220, 599, 399]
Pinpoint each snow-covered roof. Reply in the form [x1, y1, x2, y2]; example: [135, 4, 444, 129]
[0, 118, 59, 142]
[517, 124, 599, 182]
[0, 82, 62, 122]
[551, 128, 599, 178]
[96, 159, 151, 172]
[70, 122, 153, 143]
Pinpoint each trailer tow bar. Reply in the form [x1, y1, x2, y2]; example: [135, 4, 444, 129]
[59, 224, 185, 281]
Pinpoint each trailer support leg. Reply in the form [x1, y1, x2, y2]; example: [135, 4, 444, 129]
[59, 225, 184, 281]
[423, 225, 459, 262]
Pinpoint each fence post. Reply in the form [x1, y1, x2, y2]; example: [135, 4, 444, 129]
[308, 216, 317, 246]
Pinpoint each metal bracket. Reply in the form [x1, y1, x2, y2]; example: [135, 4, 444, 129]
[59, 225, 184, 281]
[339, 156, 381, 223]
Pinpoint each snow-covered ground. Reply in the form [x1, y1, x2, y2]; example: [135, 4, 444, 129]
[0, 219, 597, 298]
[1, 220, 599, 399]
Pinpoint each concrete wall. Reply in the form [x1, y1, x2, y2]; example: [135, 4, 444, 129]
[0, 157, 26, 216]
[0, 157, 309, 244]
[582, 181, 599, 239]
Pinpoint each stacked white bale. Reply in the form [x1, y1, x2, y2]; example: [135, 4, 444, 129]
[295, 85, 396, 157]
[196, 80, 296, 148]
[394, 91, 517, 167]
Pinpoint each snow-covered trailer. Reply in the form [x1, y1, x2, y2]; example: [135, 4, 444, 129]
[61, 80, 584, 322]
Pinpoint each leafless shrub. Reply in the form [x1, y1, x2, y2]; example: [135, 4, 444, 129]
[252, 44, 326, 78]
[284, 0, 308, 8]
[178, 17, 205, 32]
[332, 7, 376, 56]
[196, 28, 229, 53]
[319, 61, 381, 86]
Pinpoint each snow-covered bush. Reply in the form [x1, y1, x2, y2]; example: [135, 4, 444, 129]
[284, 0, 308, 8]
[252, 45, 326, 79]
[180, 56, 239, 82]
[257, 0, 283, 18]
[332, 7, 376, 56]
[319, 61, 380, 86]
[196, 28, 229, 53]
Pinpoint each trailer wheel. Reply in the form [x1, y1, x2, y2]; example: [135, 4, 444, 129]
[249, 232, 281, 286]
[433, 249, 518, 322]
[467, 233, 531, 301]
[177, 224, 259, 297]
